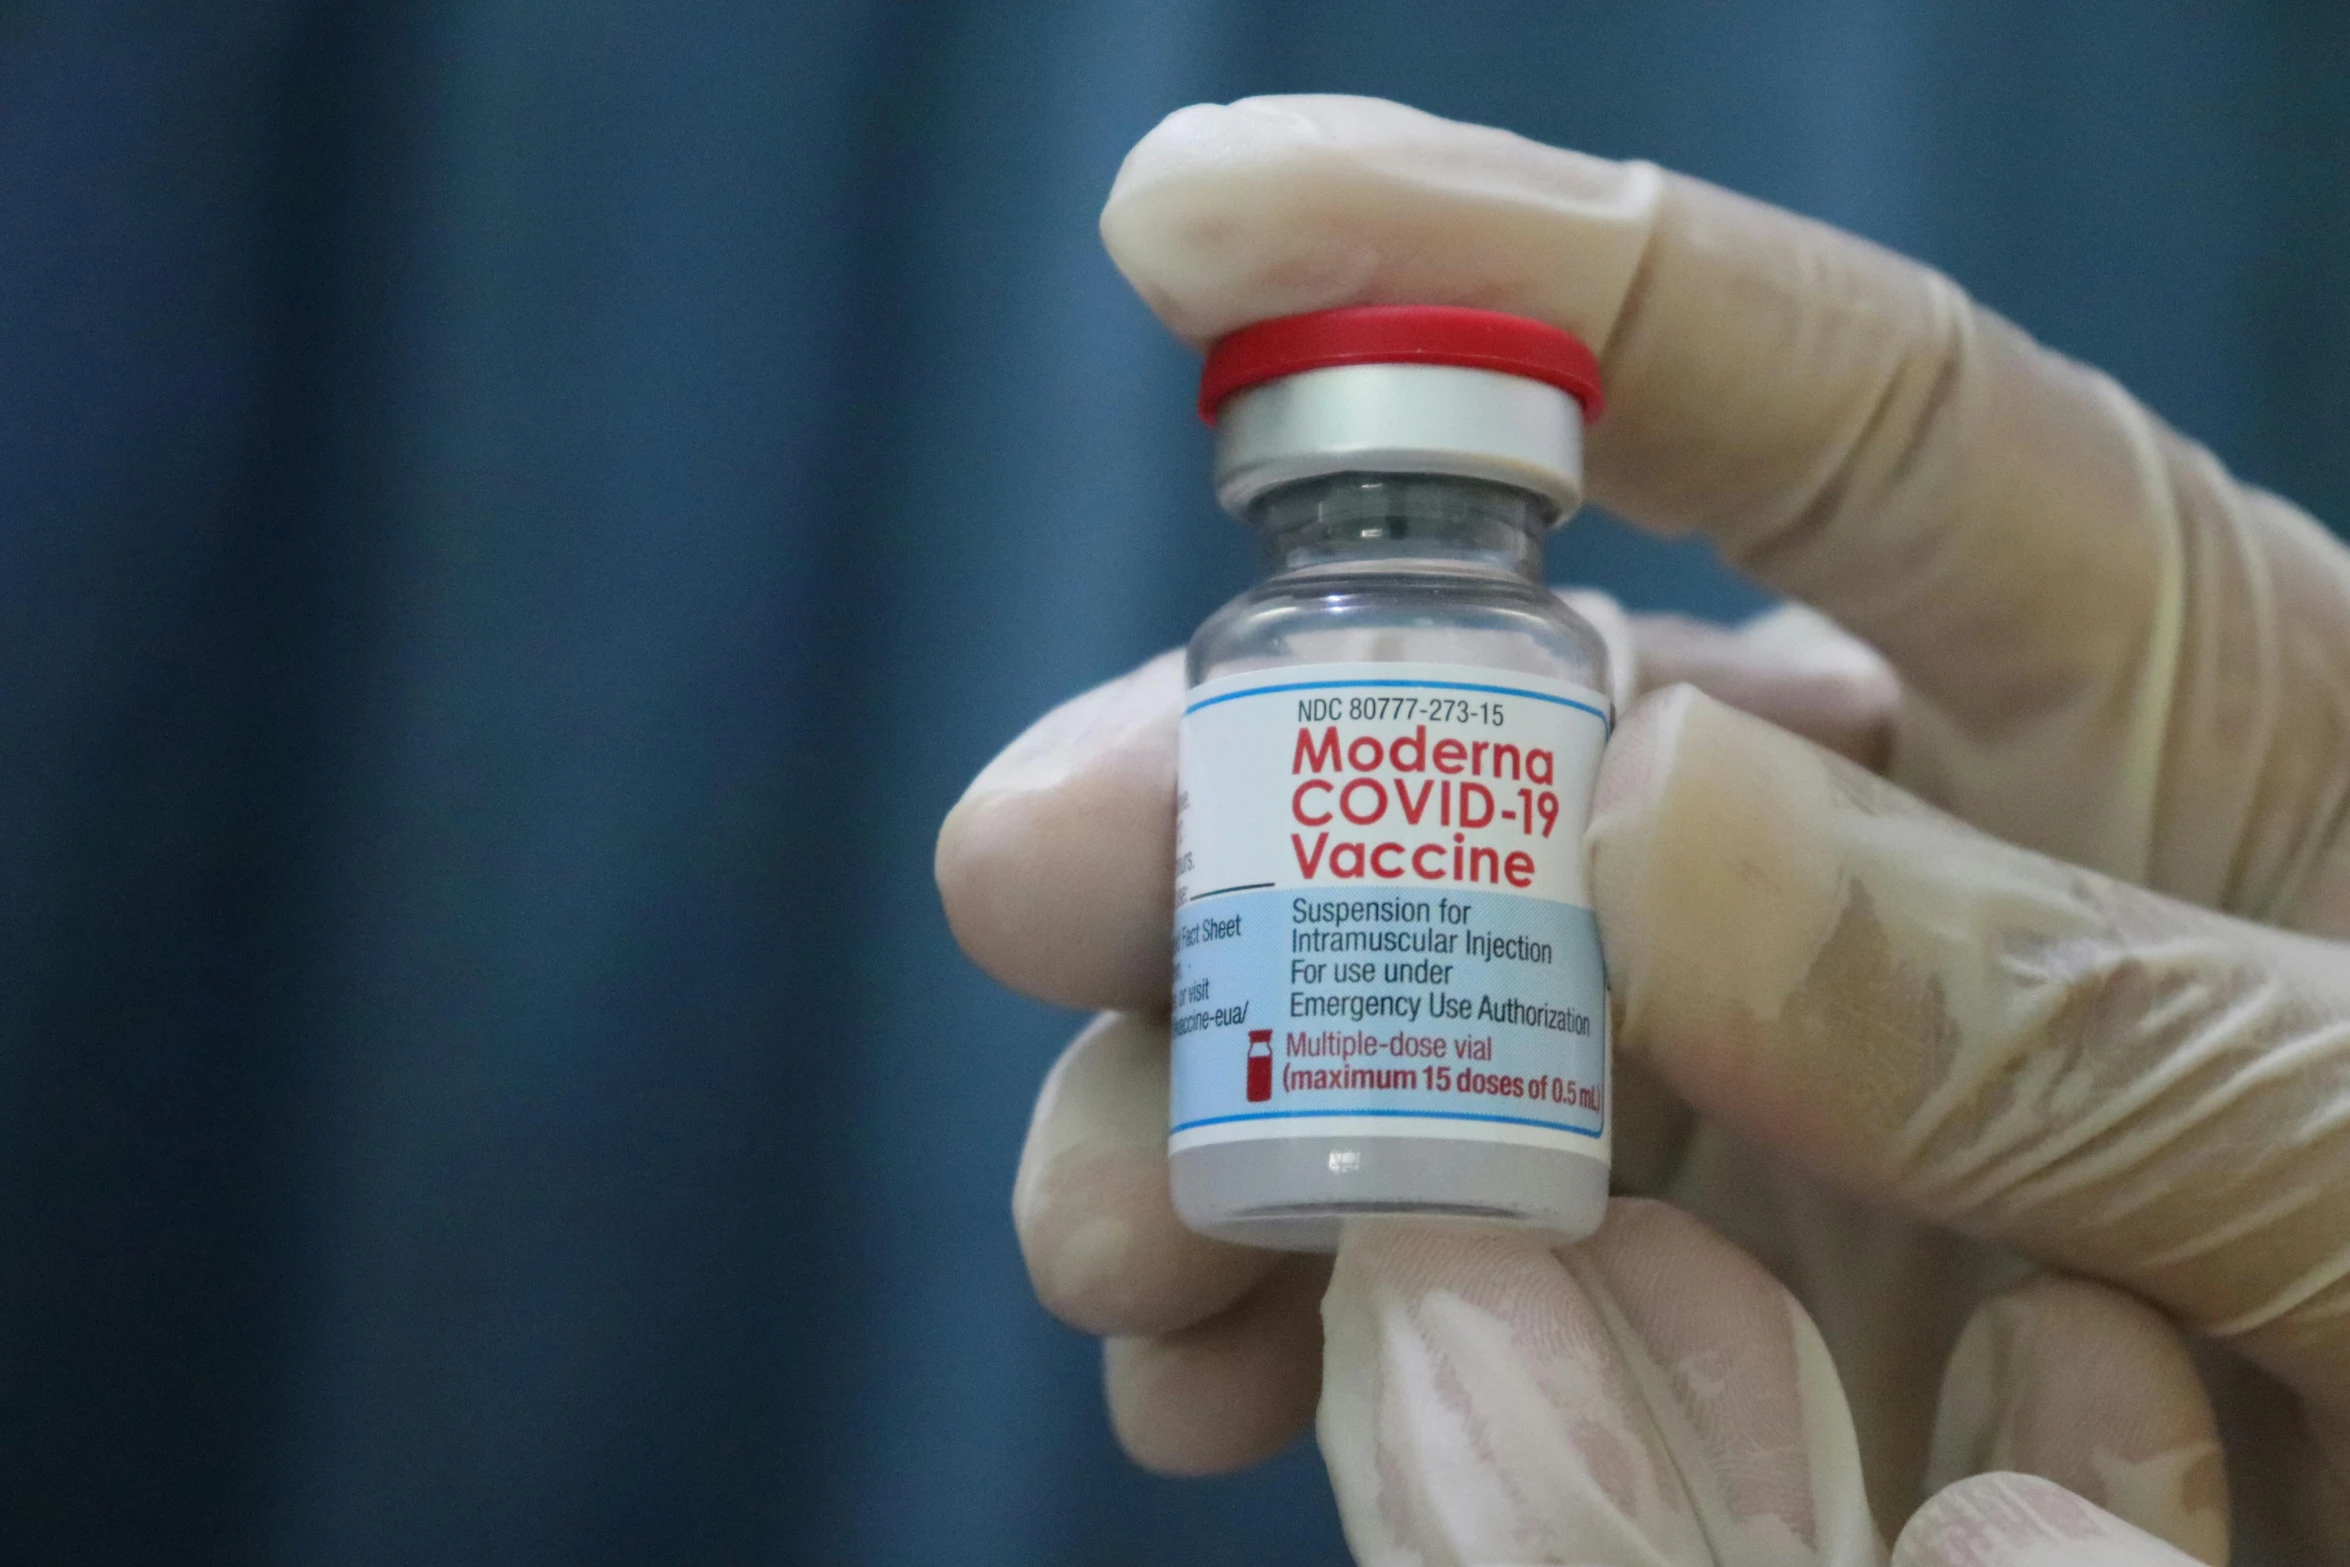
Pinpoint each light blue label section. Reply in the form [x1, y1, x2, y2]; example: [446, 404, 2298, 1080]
[1170, 886, 1607, 1143]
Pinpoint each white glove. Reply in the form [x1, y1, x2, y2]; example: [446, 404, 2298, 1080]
[939, 93, 2350, 1561]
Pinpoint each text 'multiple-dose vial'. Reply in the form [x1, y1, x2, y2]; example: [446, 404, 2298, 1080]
[1169, 305, 1614, 1252]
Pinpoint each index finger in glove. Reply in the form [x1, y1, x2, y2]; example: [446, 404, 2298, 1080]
[936, 650, 1184, 1011]
[1105, 95, 2350, 908]
[1593, 685, 2350, 1410]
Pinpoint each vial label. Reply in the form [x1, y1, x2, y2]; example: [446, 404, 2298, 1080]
[1171, 661, 1611, 1162]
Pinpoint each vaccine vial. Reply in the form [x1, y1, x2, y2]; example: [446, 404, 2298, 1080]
[1169, 306, 1613, 1252]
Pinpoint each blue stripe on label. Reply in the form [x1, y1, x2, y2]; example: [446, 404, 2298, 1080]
[1184, 677, 1611, 728]
[1172, 1107, 1604, 1136]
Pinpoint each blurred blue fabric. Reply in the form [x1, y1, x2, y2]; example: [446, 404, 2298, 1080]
[2, 2, 2346, 1561]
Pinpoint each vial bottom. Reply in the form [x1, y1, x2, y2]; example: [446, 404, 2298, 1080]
[1170, 1136, 1608, 1253]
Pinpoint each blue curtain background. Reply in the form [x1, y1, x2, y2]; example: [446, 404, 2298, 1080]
[3, 2, 2346, 1562]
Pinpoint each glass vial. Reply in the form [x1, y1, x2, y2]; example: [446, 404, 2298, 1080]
[1169, 307, 1614, 1252]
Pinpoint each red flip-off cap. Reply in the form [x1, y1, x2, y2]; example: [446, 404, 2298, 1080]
[1198, 305, 1604, 425]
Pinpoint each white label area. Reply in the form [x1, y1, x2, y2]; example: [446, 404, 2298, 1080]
[1171, 662, 1612, 1158]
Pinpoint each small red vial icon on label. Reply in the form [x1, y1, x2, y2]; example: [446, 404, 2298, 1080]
[1246, 1030, 1274, 1103]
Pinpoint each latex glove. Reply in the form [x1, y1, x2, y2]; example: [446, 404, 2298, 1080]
[1323, 1206, 2207, 1567]
[939, 92, 2350, 1555]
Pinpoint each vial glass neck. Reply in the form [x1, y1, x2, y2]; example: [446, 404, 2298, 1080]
[1247, 472, 1554, 583]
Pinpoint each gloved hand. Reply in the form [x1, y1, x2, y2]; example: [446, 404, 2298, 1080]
[939, 93, 2350, 1560]
[966, 623, 2228, 1566]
